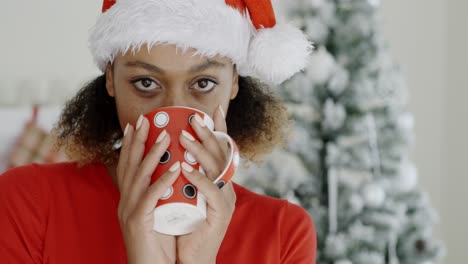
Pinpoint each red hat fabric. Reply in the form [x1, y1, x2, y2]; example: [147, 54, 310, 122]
[243, 0, 276, 30]
[102, 0, 115, 13]
[91, 0, 312, 85]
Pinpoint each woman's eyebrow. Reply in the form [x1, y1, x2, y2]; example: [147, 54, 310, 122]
[124, 59, 226, 74]
[189, 60, 226, 73]
[125, 61, 164, 74]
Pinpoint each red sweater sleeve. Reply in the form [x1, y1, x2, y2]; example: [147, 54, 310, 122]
[280, 202, 317, 264]
[0, 164, 48, 263]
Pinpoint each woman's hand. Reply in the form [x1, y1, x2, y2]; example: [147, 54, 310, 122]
[177, 106, 237, 264]
[116, 115, 180, 264]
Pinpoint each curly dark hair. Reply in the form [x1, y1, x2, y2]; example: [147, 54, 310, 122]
[52, 74, 291, 166]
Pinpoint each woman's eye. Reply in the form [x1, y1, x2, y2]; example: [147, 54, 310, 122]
[132, 78, 159, 91]
[192, 79, 217, 92]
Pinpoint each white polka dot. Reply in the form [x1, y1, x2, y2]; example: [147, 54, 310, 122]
[183, 184, 197, 199]
[216, 180, 226, 189]
[161, 187, 173, 200]
[112, 138, 122, 150]
[154, 112, 169, 128]
[188, 114, 195, 125]
[184, 151, 197, 165]
[160, 150, 171, 164]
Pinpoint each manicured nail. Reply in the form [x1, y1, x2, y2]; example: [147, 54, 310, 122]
[194, 114, 206, 127]
[136, 114, 144, 130]
[113, 138, 122, 150]
[124, 123, 130, 136]
[169, 161, 181, 172]
[156, 130, 167, 143]
[218, 105, 225, 119]
[182, 130, 195, 142]
[181, 162, 194, 172]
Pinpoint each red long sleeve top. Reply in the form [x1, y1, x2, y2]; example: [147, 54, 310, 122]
[0, 161, 316, 263]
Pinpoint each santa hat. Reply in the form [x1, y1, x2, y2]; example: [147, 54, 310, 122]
[89, 0, 313, 85]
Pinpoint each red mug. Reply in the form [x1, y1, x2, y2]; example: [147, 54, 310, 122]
[143, 106, 240, 235]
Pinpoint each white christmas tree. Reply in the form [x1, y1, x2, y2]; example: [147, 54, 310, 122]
[236, 0, 445, 263]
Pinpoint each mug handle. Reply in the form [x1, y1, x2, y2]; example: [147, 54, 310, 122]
[210, 131, 240, 189]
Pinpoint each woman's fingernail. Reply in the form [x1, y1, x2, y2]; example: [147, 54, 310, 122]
[169, 161, 181, 172]
[136, 114, 144, 130]
[156, 130, 167, 143]
[124, 123, 130, 136]
[218, 105, 225, 119]
[182, 130, 195, 142]
[181, 162, 194, 172]
[194, 114, 206, 127]
[113, 138, 122, 150]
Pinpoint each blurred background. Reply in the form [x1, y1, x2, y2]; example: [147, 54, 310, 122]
[0, 0, 466, 263]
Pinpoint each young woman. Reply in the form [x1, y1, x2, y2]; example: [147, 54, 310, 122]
[0, 0, 316, 263]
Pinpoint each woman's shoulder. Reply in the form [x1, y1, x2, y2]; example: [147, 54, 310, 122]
[0, 162, 67, 188]
[1, 161, 91, 175]
[232, 182, 299, 206]
[1, 160, 87, 177]
[232, 181, 314, 224]
[229, 182, 317, 261]
[0, 161, 103, 193]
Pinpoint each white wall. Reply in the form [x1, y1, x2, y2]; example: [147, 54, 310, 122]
[0, 1, 103, 171]
[445, 1, 468, 263]
[0, 1, 101, 83]
[380, 0, 446, 238]
[382, 0, 468, 263]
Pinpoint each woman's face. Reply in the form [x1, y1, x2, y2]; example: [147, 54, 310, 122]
[105, 44, 239, 130]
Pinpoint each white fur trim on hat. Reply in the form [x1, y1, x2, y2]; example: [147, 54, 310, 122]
[247, 23, 314, 85]
[88, 0, 312, 85]
[89, 0, 252, 73]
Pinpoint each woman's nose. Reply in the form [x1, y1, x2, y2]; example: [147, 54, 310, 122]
[159, 88, 190, 107]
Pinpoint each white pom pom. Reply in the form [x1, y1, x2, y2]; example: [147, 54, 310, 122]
[247, 23, 313, 85]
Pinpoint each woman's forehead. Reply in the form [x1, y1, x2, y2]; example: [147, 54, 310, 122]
[115, 43, 233, 71]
